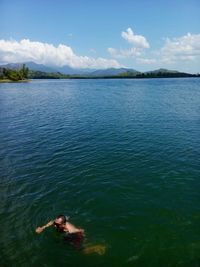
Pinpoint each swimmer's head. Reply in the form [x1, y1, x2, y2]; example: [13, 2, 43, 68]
[54, 215, 69, 229]
[55, 215, 67, 224]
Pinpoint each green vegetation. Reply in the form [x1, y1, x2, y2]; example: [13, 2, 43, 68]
[119, 71, 197, 79]
[29, 69, 199, 79]
[0, 64, 29, 82]
[28, 70, 70, 79]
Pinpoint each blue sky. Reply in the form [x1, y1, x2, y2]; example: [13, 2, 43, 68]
[0, 0, 200, 72]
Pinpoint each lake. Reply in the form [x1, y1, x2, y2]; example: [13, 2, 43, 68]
[0, 78, 200, 267]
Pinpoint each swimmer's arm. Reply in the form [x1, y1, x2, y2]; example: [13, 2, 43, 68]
[35, 220, 54, 234]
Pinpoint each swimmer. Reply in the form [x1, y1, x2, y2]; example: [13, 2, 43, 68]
[36, 214, 107, 254]
[36, 214, 85, 249]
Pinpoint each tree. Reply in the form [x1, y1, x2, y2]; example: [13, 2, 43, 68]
[21, 64, 29, 79]
[0, 64, 29, 81]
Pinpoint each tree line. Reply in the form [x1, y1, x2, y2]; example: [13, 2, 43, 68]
[0, 64, 29, 81]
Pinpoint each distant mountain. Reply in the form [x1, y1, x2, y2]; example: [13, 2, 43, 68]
[56, 65, 95, 75]
[25, 62, 95, 75]
[0, 62, 56, 73]
[145, 68, 179, 74]
[24, 62, 58, 72]
[0, 62, 24, 70]
[22, 62, 81, 74]
[0, 62, 89, 75]
[0, 62, 140, 76]
[89, 68, 140, 77]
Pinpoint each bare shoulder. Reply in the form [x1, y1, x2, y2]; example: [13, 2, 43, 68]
[66, 221, 75, 227]
[65, 221, 81, 233]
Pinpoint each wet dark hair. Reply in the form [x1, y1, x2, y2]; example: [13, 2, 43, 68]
[56, 214, 67, 224]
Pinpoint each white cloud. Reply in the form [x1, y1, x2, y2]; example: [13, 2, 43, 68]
[0, 39, 121, 69]
[137, 58, 157, 64]
[108, 47, 142, 58]
[108, 27, 150, 60]
[137, 33, 200, 67]
[160, 33, 200, 63]
[121, 28, 149, 49]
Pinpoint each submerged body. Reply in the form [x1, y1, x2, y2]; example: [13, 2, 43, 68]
[35, 214, 106, 254]
[36, 215, 85, 249]
[82, 244, 106, 255]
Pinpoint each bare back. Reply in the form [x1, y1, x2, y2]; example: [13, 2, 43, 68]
[65, 222, 84, 234]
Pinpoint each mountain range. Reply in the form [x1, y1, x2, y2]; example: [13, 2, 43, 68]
[0, 61, 198, 78]
[0, 62, 82, 75]
[0, 61, 140, 76]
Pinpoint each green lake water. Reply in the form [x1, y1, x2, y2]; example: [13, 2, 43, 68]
[0, 78, 200, 267]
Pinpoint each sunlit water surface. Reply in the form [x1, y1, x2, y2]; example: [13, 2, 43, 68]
[0, 78, 200, 267]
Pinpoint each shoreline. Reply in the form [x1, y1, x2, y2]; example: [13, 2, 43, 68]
[0, 76, 199, 83]
[0, 79, 31, 83]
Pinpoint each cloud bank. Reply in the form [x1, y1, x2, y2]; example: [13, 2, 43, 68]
[0, 39, 121, 69]
[160, 33, 200, 63]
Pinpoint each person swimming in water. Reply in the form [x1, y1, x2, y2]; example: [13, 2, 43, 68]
[36, 215, 85, 249]
[36, 214, 107, 254]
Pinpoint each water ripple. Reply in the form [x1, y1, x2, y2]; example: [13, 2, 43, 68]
[0, 78, 200, 267]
